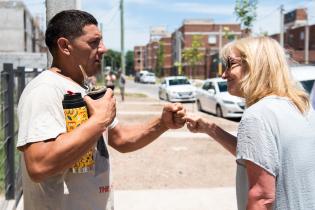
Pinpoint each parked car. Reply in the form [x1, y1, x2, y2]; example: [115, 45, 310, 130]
[291, 65, 315, 94]
[158, 76, 196, 102]
[134, 70, 148, 83]
[140, 72, 156, 84]
[195, 78, 245, 118]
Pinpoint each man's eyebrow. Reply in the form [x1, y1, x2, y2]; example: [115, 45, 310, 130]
[89, 35, 102, 41]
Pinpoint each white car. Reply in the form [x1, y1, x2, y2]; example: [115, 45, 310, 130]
[291, 65, 315, 94]
[158, 76, 196, 102]
[195, 78, 245, 118]
[140, 72, 156, 84]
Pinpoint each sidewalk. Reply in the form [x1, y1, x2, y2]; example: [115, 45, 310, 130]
[115, 187, 236, 210]
[16, 187, 236, 210]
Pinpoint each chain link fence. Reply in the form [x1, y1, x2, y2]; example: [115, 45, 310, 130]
[0, 63, 40, 209]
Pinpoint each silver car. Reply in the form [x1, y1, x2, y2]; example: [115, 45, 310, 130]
[158, 76, 196, 102]
[195, 78, 245, 118]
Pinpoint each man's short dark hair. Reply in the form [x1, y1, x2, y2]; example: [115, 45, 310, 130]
[45, 10, 98, 54]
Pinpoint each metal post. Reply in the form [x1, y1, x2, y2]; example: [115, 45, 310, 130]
[46, 0, 80, 67]
[17, 67, 26, 99]
[120, 0, 126, 74]
[3, 63, 15, 200]
[218, 25, 223, 76]
[280, 5, 284, 47]
[305, 9, 309, 64]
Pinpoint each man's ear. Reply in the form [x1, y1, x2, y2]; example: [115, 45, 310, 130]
[56, 37, 72, 56]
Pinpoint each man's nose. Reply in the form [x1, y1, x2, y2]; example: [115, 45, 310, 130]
[98, 41, 107, 55]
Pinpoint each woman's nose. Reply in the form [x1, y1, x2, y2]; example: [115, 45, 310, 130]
[222, 69, 228, 79]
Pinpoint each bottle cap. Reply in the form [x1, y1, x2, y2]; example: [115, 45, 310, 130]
[62, 92, 86, 109]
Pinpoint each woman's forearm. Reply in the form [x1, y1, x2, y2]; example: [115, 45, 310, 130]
[206, 123, 237, 156]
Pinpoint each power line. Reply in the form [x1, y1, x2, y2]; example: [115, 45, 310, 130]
[255, 6, 280, 23]
[102, 1, 120, 23]
[104, 4, 120, 26]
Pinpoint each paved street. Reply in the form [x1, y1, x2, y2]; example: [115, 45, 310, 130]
[110, 80, 239, 210]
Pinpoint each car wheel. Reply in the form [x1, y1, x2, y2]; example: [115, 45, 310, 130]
[158, 91, 163, 100]
[166, 94, 170, 102]
[216, 105, 223, 118]
[196, 100, 202, 111]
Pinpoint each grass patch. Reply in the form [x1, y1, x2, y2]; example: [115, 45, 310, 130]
[125, 92, 147, 98]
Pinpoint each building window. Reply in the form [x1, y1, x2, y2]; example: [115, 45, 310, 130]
[208, 35, 217, 44]
[300, 32, 304, 40]
[137, 59, 141, 63]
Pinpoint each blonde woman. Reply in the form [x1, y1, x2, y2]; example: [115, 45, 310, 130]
[185, 36, 315, 210]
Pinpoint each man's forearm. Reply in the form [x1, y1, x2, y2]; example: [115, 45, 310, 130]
[110, 117, 168, 153]
[23, 117, 105, 182]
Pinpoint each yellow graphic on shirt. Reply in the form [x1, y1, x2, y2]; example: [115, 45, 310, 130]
[64, 107, 95, 173]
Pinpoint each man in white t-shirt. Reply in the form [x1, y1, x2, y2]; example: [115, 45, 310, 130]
[17, 10, 186, 210]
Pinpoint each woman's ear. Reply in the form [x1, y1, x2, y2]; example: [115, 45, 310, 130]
[56, 37, 72, 56]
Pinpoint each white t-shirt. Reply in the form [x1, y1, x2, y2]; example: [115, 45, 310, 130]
[236, 96, 315, 210]
[17, 70, 117, 210]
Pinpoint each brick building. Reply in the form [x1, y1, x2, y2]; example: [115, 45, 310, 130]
[172, 19, 241, 78]
[271, 8, 315, 64]
[134, 35, 172, 75]
[134, 46, 145, 72]
[159, 36, 172, 76]
[134, 19, 242, 79]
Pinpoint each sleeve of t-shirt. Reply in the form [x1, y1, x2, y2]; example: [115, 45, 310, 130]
[236, 115, 279, 177]
[17, 84, 66, 148]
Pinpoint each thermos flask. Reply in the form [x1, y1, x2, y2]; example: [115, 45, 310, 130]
[87, 87, 109, 159]
[62, 92, 95, 173]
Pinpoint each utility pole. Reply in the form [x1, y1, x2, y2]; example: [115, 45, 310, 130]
[280, 5, 284, 47]
[120, 0, 126, 74]
[100, 23, 105, 84]
[218, 25, 222, 76]
[305, 8, 309, 64]
[46, 0, 79, 66]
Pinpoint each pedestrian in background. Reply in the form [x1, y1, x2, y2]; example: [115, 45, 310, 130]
[17, 10, 186, 210]
[117, 69, 126, 101]
[105, 70, 116, 90]
[185, 36, 315, 210]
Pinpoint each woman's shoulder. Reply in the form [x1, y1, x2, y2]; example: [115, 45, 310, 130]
[243, 96, 287, 119]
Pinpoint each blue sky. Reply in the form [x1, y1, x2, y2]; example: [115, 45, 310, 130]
[23, 0, 315, 51]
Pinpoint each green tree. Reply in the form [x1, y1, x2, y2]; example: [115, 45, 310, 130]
[223, 26, 236, 41]
[182, 35, 203, 79]
[103, 49, 121, 72]
[125, 50, 134, 76]
[155, 41, 164, 77]
[235, 0, 258, 36]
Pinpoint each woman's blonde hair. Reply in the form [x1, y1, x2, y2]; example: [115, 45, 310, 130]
[221, 36, 310, 113]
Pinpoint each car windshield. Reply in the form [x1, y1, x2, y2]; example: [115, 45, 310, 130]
[218, 81, 228, 92]
[147, 73, 155, 76]
[169, 78, 190, 86]
[300, 80, 315, 94]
